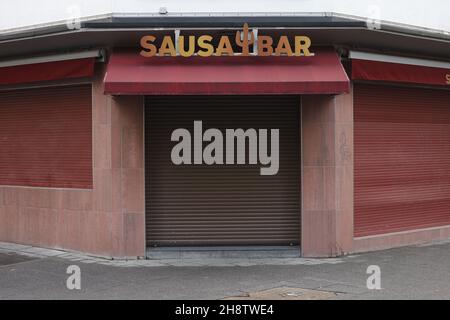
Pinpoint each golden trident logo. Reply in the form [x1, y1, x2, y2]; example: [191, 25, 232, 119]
[235, 23, 255, 56]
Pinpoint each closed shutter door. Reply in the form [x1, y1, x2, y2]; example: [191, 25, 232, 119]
[354, 83, 450, 237]
[0, 85, 92, 189]
[145, 96, 300, 246]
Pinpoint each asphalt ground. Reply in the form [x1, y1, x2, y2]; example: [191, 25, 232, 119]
[0, 240, 449, 300]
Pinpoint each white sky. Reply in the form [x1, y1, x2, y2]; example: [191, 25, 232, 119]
[0, 0, 449, 32]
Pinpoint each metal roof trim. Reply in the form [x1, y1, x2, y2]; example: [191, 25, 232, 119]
[0, 12, 449, 43]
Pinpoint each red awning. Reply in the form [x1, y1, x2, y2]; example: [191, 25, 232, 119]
[104, 48, 349, 95]
[0, 58, 95, 86]
[352, 59, 450, 87]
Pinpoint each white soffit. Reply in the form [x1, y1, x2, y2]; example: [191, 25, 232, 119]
[0, 49, 102, 68]
[349, 50, 450, 69]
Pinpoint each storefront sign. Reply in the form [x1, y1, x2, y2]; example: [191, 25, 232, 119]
[446, 74, 450, 84]
[171, 121, 279, 176]
[140, 23, 313, 57]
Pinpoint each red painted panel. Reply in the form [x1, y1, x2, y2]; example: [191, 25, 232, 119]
[352, 59, 450, 87]
[354, 84, 450, 237]
[104, 48, 349, 95]
[0, 85, 93, 189]
[0, 58, 94, 86]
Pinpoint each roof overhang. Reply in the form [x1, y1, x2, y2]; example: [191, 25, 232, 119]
[0, 12, 450, 61]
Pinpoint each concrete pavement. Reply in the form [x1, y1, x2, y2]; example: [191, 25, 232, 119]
[0, 240, 449, 299]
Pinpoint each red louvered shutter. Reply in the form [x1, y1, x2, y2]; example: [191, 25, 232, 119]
[354, 83, 450, 237]
[0, 84, 92, 189]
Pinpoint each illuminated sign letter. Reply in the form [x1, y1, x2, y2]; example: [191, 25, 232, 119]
[140, 35, 157, 57]
[197, 35, 214, 57]
[257, 36, 274, 56]
[275, 36, 293, 56]
[294, 36, 312, 56]
[159, 36, 176, 56]
[215, 36, 234, 56]
[178, 35, 196, 57]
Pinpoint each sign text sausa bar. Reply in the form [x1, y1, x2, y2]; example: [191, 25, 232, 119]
[140, 24, 313, 57]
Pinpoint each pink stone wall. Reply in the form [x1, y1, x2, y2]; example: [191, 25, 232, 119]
[3, 69, 450, 259]
[301, 85, 450, 257]
[0, 65, 145, 258]
[301, 89, 354, 257]
[353, 226, 450, 253]
[110, 95, 145, 258]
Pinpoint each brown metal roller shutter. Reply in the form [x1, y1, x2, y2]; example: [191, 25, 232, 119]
[145, 96, 300, 246]
[354, 83, 450, 237]
[0, 85, 92, 189]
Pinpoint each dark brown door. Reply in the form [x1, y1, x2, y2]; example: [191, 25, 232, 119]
[354, 83, 450, 237]
[145, 96, 300, 246]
